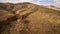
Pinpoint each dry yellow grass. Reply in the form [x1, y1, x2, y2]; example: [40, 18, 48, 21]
[0, 9, 14, 21]
[0, 2, 60, 34]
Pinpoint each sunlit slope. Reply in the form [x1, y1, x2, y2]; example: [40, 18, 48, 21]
[0, 2, 60, 34]
[14, 3, 60, 34]
[26, 6, 60, 34]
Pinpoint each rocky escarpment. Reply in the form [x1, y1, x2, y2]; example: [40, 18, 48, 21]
[0, 2, 60, 34]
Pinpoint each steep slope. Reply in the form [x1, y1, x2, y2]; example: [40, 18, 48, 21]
[0, 2, 60, 34]
[0, 3, 18, 34]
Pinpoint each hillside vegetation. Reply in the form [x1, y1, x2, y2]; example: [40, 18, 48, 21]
[0, 2, 60, 34]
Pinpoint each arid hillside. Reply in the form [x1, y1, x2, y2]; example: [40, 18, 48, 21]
[44, 5, 60, 11]
[0, 2, 60, 34]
